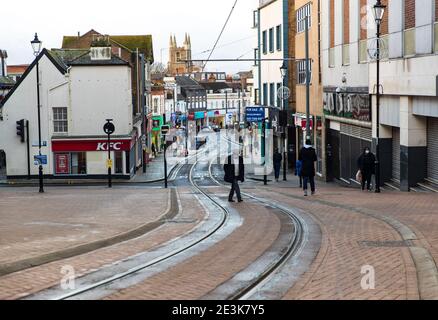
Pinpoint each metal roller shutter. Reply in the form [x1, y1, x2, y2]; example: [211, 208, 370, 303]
[427, 118, 438, 181]
[392, 128, 400, 181]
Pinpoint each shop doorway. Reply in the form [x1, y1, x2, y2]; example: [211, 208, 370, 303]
[0, 150, 6, 179]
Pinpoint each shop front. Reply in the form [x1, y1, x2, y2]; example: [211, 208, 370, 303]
[51, 136, 136, 179]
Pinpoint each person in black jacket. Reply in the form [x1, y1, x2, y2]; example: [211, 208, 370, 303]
[357, 147, 376, 191]
[224, 154, 244, 203]
[273, 148, 283, 182]
[299, 139, 318, 196]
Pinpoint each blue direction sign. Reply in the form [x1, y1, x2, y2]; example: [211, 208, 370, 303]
[246, 107, 265, 122]
[34, 155, 48, 165]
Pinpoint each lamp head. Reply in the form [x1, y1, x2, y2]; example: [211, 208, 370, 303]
[373, 0, 386, 25]
[31, 33, 42, 56]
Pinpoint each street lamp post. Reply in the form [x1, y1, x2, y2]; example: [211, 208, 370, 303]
[373, 0, 386, 194]
[31, 33, 44, 193]
[280, 63, 288, 181]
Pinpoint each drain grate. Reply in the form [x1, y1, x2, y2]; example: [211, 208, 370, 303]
[358, 240, 413, 248]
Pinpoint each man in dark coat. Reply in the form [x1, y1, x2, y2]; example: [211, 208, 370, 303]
[299, 139, 318, 196]
[224, 154, 244, 203]
[357, 147, 376, 191]
[273, 148, 283, 182]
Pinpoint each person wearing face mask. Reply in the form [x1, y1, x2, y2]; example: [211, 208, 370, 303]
[357, 147, 376, 191]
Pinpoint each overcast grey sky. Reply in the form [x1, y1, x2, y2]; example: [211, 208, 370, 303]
[2, 0, 258, 74]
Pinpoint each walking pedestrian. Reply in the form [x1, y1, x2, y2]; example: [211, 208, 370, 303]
[299, 139, 318, 197]
[295, 159, 303, 188]
[357, 147, 376, 191]
[273, 148, 282, 182]
[224, 153, 244, 203]
[151, 143, 157, 158]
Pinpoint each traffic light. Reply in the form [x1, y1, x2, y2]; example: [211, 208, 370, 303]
[16, 119, 25, 143]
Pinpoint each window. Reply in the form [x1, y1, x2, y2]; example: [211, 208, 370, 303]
[269, 28, 274, 52]
[153, 98, 159, 113]
[71, 152, 87, 175]
[263, 83, 268, 106]
[253, 10, 259, 28]
[115, 151, 123, 174]
[53, 107, 68, 133]
[262, 31, 267, 54]
[296, 59, 312, 85]
[296, 3, 312, 33]
[276, 25, 282, 51]
[254, 48, 259, 66]
[269, 83, 275, 107]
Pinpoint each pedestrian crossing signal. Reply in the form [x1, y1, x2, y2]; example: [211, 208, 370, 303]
[16, 119, 25, 143]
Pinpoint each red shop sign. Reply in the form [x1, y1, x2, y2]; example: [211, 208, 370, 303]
[52, 139, 134, 152]
[55, 154, 70, 174]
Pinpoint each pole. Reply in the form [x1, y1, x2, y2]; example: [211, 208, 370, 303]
[225, 90, 228, 129]
[108, 131, 112, 188]
[164, 140, 168, 188]
[26, 120, 30, 179]
[375, 21, 381, 193]
[36, 60, 44, 193]
[282, 76, 287, 181]
[305, 15, 311, 141]
[263, 118, 267, 186]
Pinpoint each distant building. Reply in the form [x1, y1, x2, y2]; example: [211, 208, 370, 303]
[0, 50, 15, 105]
[7, 65, 29, 82]
[168, 34, 201, 75]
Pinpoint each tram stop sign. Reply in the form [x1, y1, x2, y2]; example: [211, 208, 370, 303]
[103, 122, 115, 135]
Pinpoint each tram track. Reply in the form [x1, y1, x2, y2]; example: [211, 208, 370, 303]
[203, 157, 312, 300]
[26, 149, 232, 300]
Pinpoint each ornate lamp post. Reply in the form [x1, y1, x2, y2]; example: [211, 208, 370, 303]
[31, 33, 44, 193]
[280, 63, 288, 181]
[372, 0, 386, 193]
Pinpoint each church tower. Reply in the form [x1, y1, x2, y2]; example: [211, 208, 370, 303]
[168, 33, 194, 76]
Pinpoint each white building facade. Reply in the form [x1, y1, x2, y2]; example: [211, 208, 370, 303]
[0, 48, 140, 180]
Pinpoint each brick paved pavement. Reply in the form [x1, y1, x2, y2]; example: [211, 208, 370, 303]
[0, 187, 206, 300]
[244, 180, 438, 300]
[0, 187, 170, 266]
[104, 193, 282, 300]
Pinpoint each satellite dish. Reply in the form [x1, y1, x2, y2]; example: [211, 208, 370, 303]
[367, 38, 388, 61]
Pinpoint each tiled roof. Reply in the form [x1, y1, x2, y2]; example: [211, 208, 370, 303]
[0, 76, 15, 87]
[49, 49, 129, 66]
[7, 65, 29, 74]
[62, 30, 154, 62]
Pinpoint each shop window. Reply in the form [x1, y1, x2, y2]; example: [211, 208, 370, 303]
[115, 152, 123, 174]
[71, 152, 87, 175]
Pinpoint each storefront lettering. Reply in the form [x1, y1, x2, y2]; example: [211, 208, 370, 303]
[96, 142, 122, 151]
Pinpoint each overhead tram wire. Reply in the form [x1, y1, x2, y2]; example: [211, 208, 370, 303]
[193, 35, 255, 57]
[202, 0, 239, 71]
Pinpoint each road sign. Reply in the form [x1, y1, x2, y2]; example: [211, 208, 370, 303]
[34, 155, 48, 165]
[32, 141, 48, 147]
[161, 125, 170, 135]
[107, 159, 113, 169]
[103, 122, 115, 135]
[246, 107, 265, 122]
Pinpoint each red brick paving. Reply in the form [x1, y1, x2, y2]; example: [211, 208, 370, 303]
[246, 183, 436, 300]
[104, 195, 281, 300]
[0, 187, 205, 300]
[0, 187, 169, 265]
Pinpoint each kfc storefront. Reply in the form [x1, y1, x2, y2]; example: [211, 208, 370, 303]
[51, 136, 136, 179]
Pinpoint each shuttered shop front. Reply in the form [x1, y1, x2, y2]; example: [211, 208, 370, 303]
[392, 128, 401, 181]
[428, 118, 438, 181]
[340, 124, 372, 182]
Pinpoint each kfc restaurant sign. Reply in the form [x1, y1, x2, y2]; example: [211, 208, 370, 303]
[52, 138, 135, 152]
